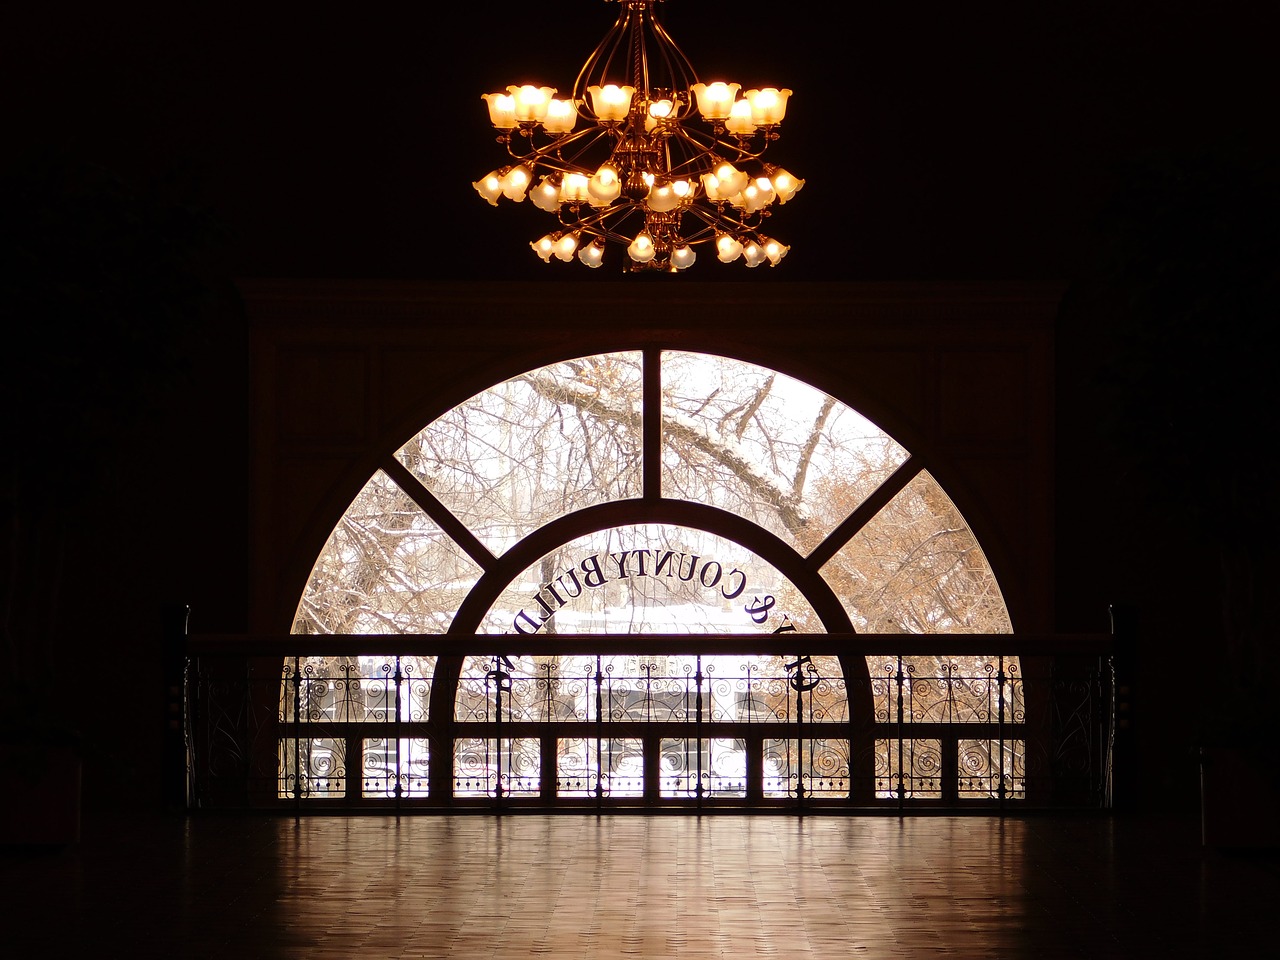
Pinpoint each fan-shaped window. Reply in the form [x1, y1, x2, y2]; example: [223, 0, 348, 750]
[282, 350, 1016, 806]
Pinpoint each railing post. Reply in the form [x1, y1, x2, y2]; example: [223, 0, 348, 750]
[163, 603, 191, 811]
[694, 655, 704, 805]
[486, 655, 514, 808]
[1109, 604, 1137, 812]
[292, 656, 302, 811]
[393, 655, 404, 810]
[594, 655, 604, 808]
[997, 654, 1008, 811]
[895, 653, 906, 813]
[785, 655, 819, 810]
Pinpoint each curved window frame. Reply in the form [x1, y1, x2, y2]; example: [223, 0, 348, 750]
[281, 348, 1021, 808]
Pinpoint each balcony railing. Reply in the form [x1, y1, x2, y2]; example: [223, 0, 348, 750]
[179, 633, 1114, 813]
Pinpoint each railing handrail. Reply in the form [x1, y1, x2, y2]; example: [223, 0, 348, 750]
[185, 632, 1114, 658]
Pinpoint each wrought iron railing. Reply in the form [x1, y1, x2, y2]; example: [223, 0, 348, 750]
[180, 633, 1114, 813]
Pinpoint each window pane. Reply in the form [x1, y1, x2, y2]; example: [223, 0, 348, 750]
[293, 470, 482, 635]
[959, 739, 1026, 800]
[454, 654, 849, 727]
[456, 655, 583, 722]
[821, 470, 1012, 634]
[557, 738, 644, 798]
[453, 738, 541, 797]
[865, 655, 1021, 724]
[874, 739, 943, 799]
[396, 353, 644, 555]
[482, 524, 818, 635]
[763, 738, 850, 798]
[661, 351, 909, 553]
[361, 737, 430, 798]
[279, 655, 435, 723]
[278, 738, 346, 799]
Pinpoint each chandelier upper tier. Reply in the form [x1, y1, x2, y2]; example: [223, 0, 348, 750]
[474, 0, 803, 273]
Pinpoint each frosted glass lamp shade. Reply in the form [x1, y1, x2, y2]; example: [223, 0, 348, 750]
[531, 234, 557, 262]
[691, 82, 740, 120]
[645, 178, 691, 212]
[499, 165, 533, 201]
[769, 168, 805, 203]
[559, 172, 591, 203]
[627, 231, 656, 263]
[733, 179, 775, 214]
[481, 92, 517, 129]
[587, 84, 635, 121]
[543, 98, 578, 133]
[671, 245, 696, 270]
[725, 99, 757, 135]
[473, 171, 504, 206]
[531, 177, 561, 212]
[510, 85, 556, 123]
[762, 237, 789, 265]
[577, 239, 606, 268]
[716, 234, 744, 263]
[553, 233, 579, 262]
[588, 164, 622, 204]
[743, 87, 791, 125]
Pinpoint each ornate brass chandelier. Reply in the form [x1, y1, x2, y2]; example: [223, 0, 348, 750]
[474, 0, 803, 273]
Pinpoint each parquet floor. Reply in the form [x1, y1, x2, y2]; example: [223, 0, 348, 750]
[3, 811, 1275, 959]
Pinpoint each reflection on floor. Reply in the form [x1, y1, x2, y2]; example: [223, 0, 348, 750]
[3, 811, 1276, 959]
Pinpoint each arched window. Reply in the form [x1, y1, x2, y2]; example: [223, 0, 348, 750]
[280, 350, 1019, 806]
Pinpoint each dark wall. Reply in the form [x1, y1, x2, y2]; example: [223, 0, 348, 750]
[3, 1, 1275, 816]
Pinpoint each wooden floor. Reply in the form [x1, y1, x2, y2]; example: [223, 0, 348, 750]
[3, 810, 1275, 959]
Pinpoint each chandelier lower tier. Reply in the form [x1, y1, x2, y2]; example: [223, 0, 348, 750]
[474, 0, 803, 273]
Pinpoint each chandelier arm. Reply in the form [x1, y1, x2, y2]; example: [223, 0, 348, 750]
[645, 9, 699, 99]
[575, 204, 645, 245]
[682, 126, 772, 167]
[678, 223, 720, 246]
[683, 203, 745, 235]
[554, 130, 625, 175]
[572, 4, 634, 112]
[659, 128, 713, 177]
[505, 127, 616, 172]
[684, 204, 774, 247]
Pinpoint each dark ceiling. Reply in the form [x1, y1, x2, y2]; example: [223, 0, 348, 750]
[4, 0, 1274, 284]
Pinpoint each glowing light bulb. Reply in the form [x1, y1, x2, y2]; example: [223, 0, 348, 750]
[578, 239, 606, 268]
[480, 92, 517, 130]
[691, 82, 740, 120]
[531, 234, 557, 262]
[499, 165, 532, 201]
[543, 98, 577, 133]
[769, 168, 805, 204]
[627, 232, 656, 263]
[559, 173, 590, 204]
[761, 237, 789, 266]
[588, 164, 621, 205]
[671, 245, 696, 270]
[586, 84, 635, 121]
[531, 177, 561, 212]
[716, 234, 744, 263]
[473, 171, 504, 206]
[553, 233, 579, 262]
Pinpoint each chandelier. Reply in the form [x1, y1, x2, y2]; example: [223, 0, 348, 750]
[474, 0, 803, 273]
